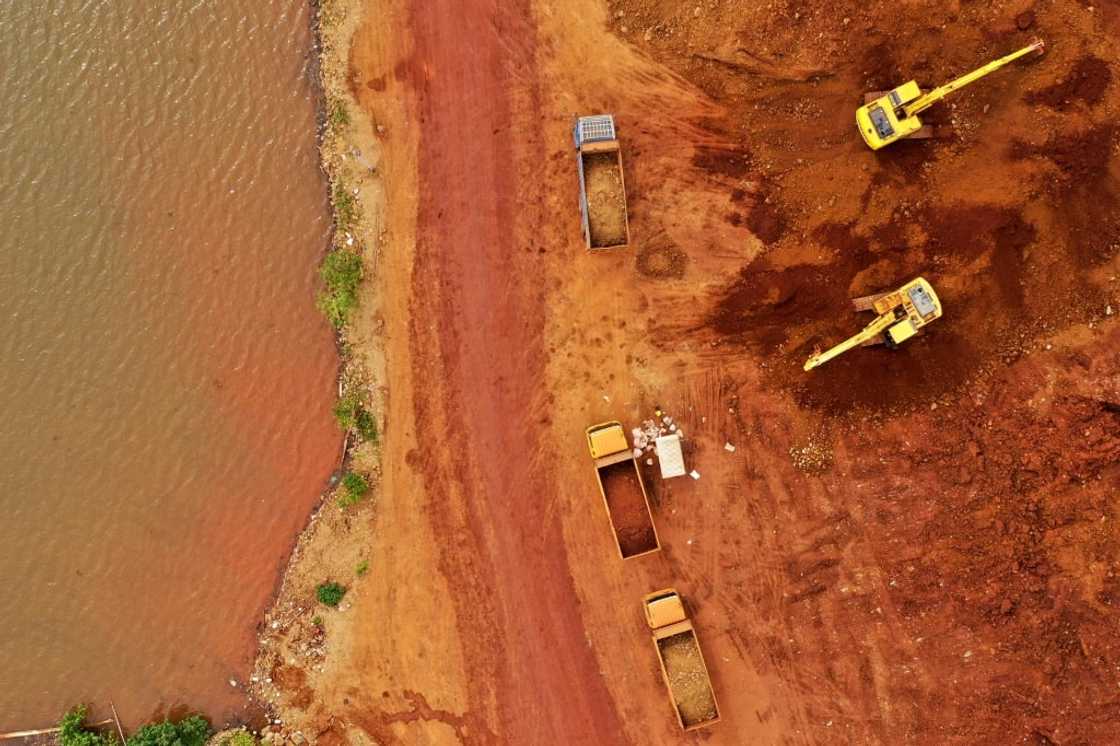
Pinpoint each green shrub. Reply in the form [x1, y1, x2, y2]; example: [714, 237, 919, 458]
[333, 390, 378, 443]
[311, 615, 324, 627]
[317, 581, 347, 607]
[316, 249, 362, 329]
[125, 716, 210, 746]
[59, 706, 117, 746]
[355, 559, 370, 576]
[338, 472, 370, 509]
[355, 408, 378, 443]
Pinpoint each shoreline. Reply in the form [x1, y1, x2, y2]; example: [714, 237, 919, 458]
[248, 0, 386, 741]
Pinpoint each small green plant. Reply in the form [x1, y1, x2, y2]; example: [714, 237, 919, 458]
[332, 183, 358, 232]
[328, 99, 350, 129]
[338, 471, 370, 509]
[59, 706, 117, 746]
[311, 615, 324, 627]
[317, 581, 347, 607]
[355, 559, 370, 576]
[316, 249, 362, 329]
[223, 732, 256, 746]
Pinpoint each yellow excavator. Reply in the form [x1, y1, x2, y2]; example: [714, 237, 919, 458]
[857, 39, 1045, 150]
[803, 277, 942, 371]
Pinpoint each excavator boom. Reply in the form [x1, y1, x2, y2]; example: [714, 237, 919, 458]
[803, 313, 895, 371]
[905, 39, 1044, 116]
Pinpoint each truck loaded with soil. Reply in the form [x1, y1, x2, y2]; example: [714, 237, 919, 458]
[587, 421, 659, 558]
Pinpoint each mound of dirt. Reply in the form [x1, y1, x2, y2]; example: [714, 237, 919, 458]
[1026, 55, 1112, 109]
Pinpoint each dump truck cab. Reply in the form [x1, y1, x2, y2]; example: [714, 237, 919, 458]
[644, 588, 688, 629]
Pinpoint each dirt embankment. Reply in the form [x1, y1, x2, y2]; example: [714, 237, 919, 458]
[253, 0, 1120, 743]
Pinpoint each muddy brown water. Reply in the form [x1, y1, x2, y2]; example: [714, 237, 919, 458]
[0, 1, 338, 730]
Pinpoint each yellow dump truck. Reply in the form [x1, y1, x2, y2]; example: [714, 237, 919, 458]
[586, 421, 660, 559]
[574, 115, 630, 251]
[643, 588, 720, 731]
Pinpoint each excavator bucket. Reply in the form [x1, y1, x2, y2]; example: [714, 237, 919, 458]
[850, 291, 890, 312]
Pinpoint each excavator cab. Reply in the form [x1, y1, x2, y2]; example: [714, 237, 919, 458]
[857, 82, 925, 149]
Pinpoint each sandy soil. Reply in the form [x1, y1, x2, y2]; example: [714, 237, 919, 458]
[254, 0, 1120, 743]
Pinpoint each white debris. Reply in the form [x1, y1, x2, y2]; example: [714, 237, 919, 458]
[690, 470, 701, 480]
[646, 458, 654, 466]
[602, 395, 610, 402]
[1107, 304, 1114, 316]
[229, 679, 238, 688]
[633, 448, 643, 459]
[669, 423, 677, 432]
[724, 442, 736, 452]
[656, 434, 686, 478]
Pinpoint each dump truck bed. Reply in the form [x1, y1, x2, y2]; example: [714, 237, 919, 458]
[654, 624, 720, 730]
[597, 458, 659, 558]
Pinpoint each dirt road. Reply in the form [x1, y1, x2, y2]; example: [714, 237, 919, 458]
[260, 0, 1120, 743]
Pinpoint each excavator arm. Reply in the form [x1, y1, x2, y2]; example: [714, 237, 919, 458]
[803, 312, 897, 371]
[904, 39, 1044, 116]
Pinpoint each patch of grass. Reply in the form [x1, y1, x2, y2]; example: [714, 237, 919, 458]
[333, 389, 379, 443]
[311, 615, 324, 627]
[355, 559, 370, 576]
[337, 471, 370, 509]
[222, 732, 256, 746]
[328, 99, 350, 130]
[317, 581, 347, 607]
[333, 182, 358, 232]
[316, 249, 362, 329]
